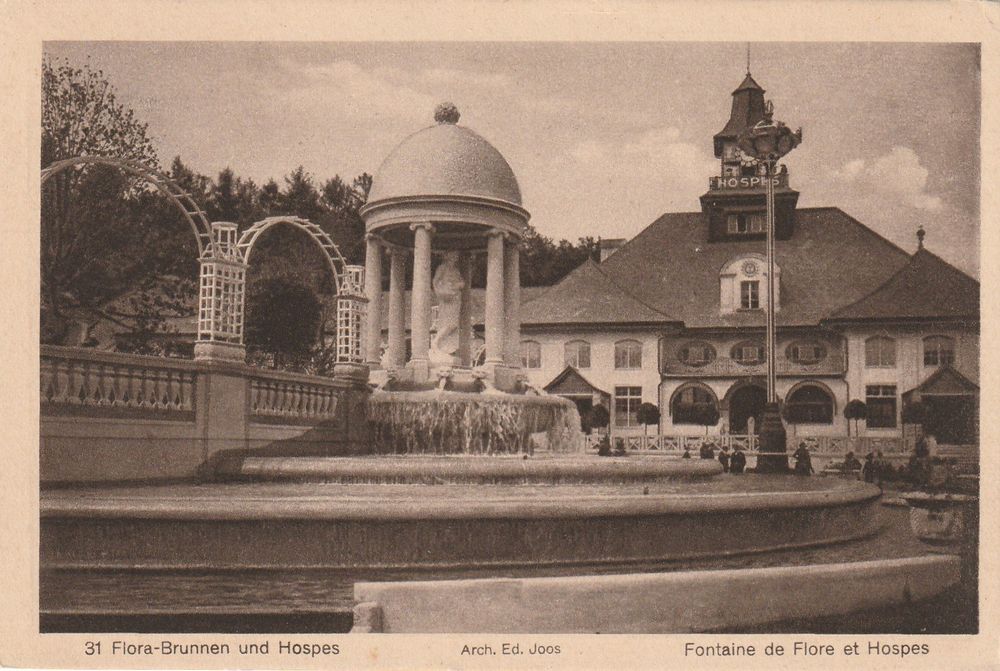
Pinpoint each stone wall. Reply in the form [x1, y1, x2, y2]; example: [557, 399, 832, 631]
[40, 345, 369, 484]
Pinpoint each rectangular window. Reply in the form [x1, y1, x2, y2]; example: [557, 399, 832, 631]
[740, 281, 760, 309]
[865, 385, 897, 429]
[614, 386, 642, 428]
[521, 341, 541, 369]
[727, 214, 739, 234]
[748, 212, 765, 233]
[865, 337, 896, 368]
[564, 341, 591, 369]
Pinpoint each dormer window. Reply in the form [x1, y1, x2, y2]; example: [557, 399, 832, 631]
[727, 211, 765, 235]
[720, 254, 778, 315]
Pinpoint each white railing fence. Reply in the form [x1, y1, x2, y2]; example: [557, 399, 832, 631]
[584, 433, 919, 458]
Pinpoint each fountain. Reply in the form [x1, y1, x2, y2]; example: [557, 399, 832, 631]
[39, 104, 965, 635]
[356, 102, 587, 458]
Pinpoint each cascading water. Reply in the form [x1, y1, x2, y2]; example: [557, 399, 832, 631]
[368, 391, 583, 455]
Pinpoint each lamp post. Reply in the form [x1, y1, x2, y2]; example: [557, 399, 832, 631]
[738, 101, 802, 473]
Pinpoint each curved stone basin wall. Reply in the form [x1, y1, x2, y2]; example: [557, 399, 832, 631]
[42, 479, 882, 570]
[367, 391, 582, 455]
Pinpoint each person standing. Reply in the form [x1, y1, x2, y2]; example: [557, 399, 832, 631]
[718, 445, 731, 473]
[730, 446, 747, 474]
[793, 442, 815, 476]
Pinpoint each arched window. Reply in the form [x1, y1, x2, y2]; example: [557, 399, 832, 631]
[786, 340, 827, 365]
[923, 335, 955, 367]
[677, 341, 717, 368]
[521, 340, 541, 369]
[564, 340, 591, 369]
[731, 340, 766, 366]
[614, 340, 642, 369]
[671, 384, 719, 425]
[865, 336, 896, 368]
[784, 385, 834, 424]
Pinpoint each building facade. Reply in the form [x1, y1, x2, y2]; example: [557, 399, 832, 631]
[518, 72, 979, 446]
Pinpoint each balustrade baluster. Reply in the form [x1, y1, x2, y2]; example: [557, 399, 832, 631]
[68, 362, 85, 404]
[180, 372, 194, 411]
[97, 364, 113, 406]
[40, 360, 55, 403]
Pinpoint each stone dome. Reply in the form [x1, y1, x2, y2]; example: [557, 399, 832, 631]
[367, 116, 523, 207]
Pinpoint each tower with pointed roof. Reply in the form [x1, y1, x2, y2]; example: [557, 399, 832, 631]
[700, 72, 800, 242]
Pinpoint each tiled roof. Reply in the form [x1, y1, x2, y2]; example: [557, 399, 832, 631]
[542, 365, 610, 397]
[828, 247, 979, 322]
[519, 258, 675, 326]
[904, 365, 979, 397]
[589, 207, 952, 328]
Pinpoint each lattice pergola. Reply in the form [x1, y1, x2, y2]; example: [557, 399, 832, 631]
[197, 223, 246, 344]
[41, 155, 214, 257]
[237, 217, 366, 363]
[41, 159, 368, 364]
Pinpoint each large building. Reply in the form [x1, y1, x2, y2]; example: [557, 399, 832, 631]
[517, 72, 979, 446]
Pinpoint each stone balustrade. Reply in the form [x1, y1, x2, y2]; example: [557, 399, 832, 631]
[660, 352, 847, 377]
[249, 371, 340, 421]
[40, 345, 369, 484]
[41, 346, 196, 415]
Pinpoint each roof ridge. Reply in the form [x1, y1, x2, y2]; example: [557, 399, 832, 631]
[589, 256, 679, 322]
[912, 246, 980, 285]
[827, 249, 922, 319]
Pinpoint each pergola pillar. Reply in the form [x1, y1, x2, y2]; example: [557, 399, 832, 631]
[409, 222, 434, 369]
[387, 249, 406, 368]
[458, 251, 473, 366]
[484, 231, 506, 365]
[503, 239, 521, 367]
[363, 235, 383, 367]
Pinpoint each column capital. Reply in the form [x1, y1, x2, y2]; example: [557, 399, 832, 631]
[486, 229, 509, 240]
[365, 232, 384, 245]
[409, 221, 435, 233]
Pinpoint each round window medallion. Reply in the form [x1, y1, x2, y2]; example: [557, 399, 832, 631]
[742, 261, 758, 276]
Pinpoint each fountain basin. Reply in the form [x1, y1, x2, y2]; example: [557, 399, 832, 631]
[230, 454, 722, 484]
[42, 477, 882, 570]
[367, 390, 582, 455]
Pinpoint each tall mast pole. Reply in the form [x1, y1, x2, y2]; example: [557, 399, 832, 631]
[765, 158, 777, 405]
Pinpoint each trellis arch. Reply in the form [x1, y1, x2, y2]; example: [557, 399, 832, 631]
[41, 155, 213, 257]
[237, 216, 349, 293]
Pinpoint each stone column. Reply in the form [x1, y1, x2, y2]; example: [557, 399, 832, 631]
[484, 231, 506, 365]
[363, 235, 383, 367]
[387, 249, 406, 367]
[410, 223, 433, 370]
[458, 251, 473, 366]
[503, 239, 521, 367]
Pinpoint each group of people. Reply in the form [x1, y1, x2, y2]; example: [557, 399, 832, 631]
[682, 441, 747, 474]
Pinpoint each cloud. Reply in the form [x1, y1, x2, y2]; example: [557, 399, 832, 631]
[282, 59, 437, 123]
[418, 67, 514, 89]
[831, 146, 942, 211]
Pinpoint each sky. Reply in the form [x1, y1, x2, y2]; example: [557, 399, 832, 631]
[44, 42, 980, 277]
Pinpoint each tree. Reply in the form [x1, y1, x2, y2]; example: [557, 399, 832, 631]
[695, 405, 721, 435]
[844, 399, 868, 438]
[41, 58, 193, 344]
[637, 403, 661, 439]
[245, 278, 323, 364]
[589, 404, 610, 433]
[589, 404, 612, 456]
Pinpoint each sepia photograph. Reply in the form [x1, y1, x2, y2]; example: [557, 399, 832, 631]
[0, 10, 992, 669]
[33, 40, 982, 640]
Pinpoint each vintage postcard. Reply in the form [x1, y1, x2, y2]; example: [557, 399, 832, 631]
[1, 1, 997, 669]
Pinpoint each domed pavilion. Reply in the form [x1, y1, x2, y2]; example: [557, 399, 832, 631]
[360, 103, 530, 392]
